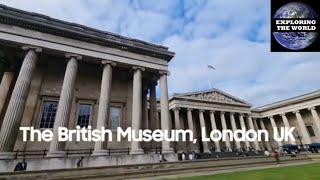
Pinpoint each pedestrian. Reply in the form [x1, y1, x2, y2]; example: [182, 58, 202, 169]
[14, 158, 27, 171]
[273, 151, 280, 164]
[189, 153, 193, 161]
[182, 152, 186, 161]
[76, 156, 84, 168]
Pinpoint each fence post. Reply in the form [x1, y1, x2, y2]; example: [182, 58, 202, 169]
[89, 148, 92, 156]
[43, 149, 46, 158]
[66, 149, 69, 157]
[108, 148, 111, 156]
[127, 148, 130, 155]
[15, 150, 19, 159]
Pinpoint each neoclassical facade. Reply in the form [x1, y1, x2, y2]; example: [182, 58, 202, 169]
[0, 5, 174, 159]
[0, 5, 320, 164]
[168, 89, 320, 153]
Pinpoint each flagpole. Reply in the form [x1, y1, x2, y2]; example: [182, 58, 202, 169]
[207, 65, 212, 89]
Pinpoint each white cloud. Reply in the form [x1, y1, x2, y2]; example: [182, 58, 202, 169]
[0, 0, 319, 107]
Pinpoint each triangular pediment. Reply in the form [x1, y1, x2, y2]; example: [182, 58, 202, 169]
[173, 88, 251, 106]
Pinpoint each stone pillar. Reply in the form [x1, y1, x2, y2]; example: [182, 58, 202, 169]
[247, 115, 260, 150]
[293, 110, 312, 145]
[149, 81, 158, 131]
[280, 113, 296, 145]
[159, 71, 173, 154]
[141, 86, 149, 130]
[173, 107, 182, 152]
[209, 111, 221, 152]
[199, 110, 210, 153]
[220, 111, 231, 151]
[239, 113, 250, 148]
[0, 72, 14, 115]
[230, 112, 241, 150]
[308, 107, 320, 137]
[47, 54, 81, 158]
[0, 46, 41, 159]
[259, 118, 272, 150]
[269, 116, 282, 148]
[187, 108, 197, 151]
[130, 66, 145, 155]
[93, 60, 115, 156]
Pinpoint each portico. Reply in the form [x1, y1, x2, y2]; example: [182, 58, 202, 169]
[0, 5, 175, 159]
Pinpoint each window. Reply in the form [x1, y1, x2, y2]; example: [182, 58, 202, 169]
[77, 104, 92, 128]
[109, 106, 121, 130]
[306, 126, 315, 137]
[39, 101, 58, 128]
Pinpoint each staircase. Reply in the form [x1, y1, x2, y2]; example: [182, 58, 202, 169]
[0, 155, 314, 180]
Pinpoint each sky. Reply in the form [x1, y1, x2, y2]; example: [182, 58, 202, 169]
[0, 0, 319, 107]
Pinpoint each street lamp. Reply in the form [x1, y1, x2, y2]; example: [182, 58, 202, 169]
[295, 130, 304, 151]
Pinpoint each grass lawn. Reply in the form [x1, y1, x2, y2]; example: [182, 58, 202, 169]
[180, 163, 320, 180]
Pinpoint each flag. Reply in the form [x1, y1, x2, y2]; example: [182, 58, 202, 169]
[207, 64, 215, 70]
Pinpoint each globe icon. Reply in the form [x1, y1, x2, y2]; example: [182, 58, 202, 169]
[273, 2, 318, 50]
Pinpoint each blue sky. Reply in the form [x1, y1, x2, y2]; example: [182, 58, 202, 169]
[1, 0, 319, 107]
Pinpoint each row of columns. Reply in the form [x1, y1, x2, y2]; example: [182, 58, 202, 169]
[0, 46, 173, 159]
[172, 108, 261, 153]
[266, 108, 320, 148]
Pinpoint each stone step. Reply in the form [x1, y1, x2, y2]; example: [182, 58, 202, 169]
[0, 155, 313, 180]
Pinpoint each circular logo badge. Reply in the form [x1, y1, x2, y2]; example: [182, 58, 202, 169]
[273, 2, 318, 50]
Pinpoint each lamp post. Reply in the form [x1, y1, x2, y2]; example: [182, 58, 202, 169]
[295, 130, 304, 151]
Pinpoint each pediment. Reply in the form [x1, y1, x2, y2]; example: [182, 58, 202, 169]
[174, 89, 251, 106]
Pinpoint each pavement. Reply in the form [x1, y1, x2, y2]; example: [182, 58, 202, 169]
[128, 161, 319, 180]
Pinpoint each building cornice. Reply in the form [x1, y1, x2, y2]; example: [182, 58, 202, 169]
[0, 4, 175, 61]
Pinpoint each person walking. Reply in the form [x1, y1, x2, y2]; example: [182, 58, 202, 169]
[273, 151, 280, 165]
[14, 158, 27, 171]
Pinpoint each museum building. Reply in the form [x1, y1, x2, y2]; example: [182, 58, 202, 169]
[0, 4, 320, 171]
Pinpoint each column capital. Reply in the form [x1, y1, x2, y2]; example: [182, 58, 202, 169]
[280, 113, 287, 117]
[187, 108, 193, 111]
[229, 112, 235, 115]
[268, 116, 274, 119]
[246, 113, 252, 117]
[159, 70, 170, 76]
[22, 45, 42, 53]
[239, 113, 244, 117]
[220, 111, 225, 115]
[65, 53, 82, 60]
[199, 109, 205, 113]
[133, 66, 145, 71]
[210, 110, 215, 114]
[308, 106, 316, 111]
[293, 110, 300, 114]
[101, 60, 116, 66]
[173, 107, 180, 111]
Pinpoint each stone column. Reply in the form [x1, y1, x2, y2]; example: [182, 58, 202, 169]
[0, 72, 14, 115]
[293, 110, 312, 145]
[187, 108, 197, 151]
[141, 86, 149, 130]
[308, 107, 320, 137]
[173, 107, 182, 152]
[230, 112, 241, 150]
[209, 111, 221, 152]
[0, 46, 41, 159]
[159, 71, 173, 154]
[280, 113, 296, 145]
[247, 115, 260, 150]
[199, 110, 210, 153]
[149, 81, 158, 131]
[47, 54, 81, 158]
[259, 118, 272, 150]
[220, 111, 231, 151]
[239, 113, 250, 148]
[269, 116, 282, 148]
[93, 60, 115, 156]
[130, 66, 145, 155]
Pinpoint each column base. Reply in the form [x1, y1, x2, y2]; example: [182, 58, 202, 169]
[46, 151, 66, 158]
[0, 152, 15, 160]
[129, 148, 144, 155]
[162, 148, 174, 154]
[92, 150, 110, 156]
